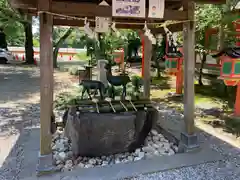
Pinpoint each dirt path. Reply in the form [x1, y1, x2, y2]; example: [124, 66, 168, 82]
[0, 64, 72, 179]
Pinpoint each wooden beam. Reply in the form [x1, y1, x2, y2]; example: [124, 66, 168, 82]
[39, 10, 53, 155]
[50, 1, 188, 21]
[8, 0, 226, 13]
[53, 18, 183, 33]
[8, 0, 36, 9]
[183, 1, 195, 135]
[142, 35, 152, 98]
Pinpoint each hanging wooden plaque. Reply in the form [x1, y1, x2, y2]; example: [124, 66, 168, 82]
[95, 17, 111, 33]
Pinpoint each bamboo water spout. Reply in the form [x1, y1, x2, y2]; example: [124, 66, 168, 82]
[92, 98, 100, 113]
[116, 96, 128, 111]
[105, 97, 116, 112]
[126, 96, 137, 111]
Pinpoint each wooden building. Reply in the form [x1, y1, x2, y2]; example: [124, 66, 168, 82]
[8, 0, 226, 175]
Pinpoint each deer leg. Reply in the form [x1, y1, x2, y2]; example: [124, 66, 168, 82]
[86, 88, 92, 100]
[81, 87, 86, 99]
[99, 87, 104, 100]
[93, 88, 98, 97]
[122, 85, 127, 99]
[112, 86, 116, 99]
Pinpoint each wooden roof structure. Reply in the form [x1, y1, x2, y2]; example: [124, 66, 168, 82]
[8, 0, 226, 176]
[9, 0, 225, 33]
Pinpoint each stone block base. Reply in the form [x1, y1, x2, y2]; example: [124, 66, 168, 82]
[36, 153, 58, 176]
[179, 132, 199, 152]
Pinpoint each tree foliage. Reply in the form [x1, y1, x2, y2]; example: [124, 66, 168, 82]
[0, 0, 25, 46]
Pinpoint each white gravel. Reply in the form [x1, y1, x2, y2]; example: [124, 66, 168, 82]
[51, 127, 177, 172]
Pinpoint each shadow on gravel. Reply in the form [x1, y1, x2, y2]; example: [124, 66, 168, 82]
[0, 102, 40, 180]
[0, 64, 40, 103]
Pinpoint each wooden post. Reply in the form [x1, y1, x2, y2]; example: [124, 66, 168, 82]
[39, 12, 53, 156]
[235, 84, 240, 116]
[143, 35, 152, 99]
[183, 1, 195, 135]
[180, 1, 199, 151]
[141, 35, 145, 77]
[234, 20, 240, 117]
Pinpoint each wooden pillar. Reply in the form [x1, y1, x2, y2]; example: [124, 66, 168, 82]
[39, 12, 53, 156]
[235, 84, 240, 116]
[183, 1, 195, 135]
[141, 35, 145, 77]
[143, 35, 152, 99]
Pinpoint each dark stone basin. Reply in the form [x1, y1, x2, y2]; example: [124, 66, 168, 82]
[64, 106, 158, 157]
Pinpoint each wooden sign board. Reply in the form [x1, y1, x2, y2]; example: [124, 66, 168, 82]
[148, 0, 165, 19]
[112, 0, 145, 18]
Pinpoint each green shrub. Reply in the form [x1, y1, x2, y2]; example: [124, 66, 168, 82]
[131, 75, 143, 92]
[68, 67, 79, 76]
[54, 91, 81, 110]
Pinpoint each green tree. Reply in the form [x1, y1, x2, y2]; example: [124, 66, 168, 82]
[0, 0, 34, 64]
[195, 0, 239, 85]
[53, 27, 74, 68]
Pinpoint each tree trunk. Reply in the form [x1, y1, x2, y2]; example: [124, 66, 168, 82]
[198, 52, 206, 86]
[23, 15, 34, 64]
[217, 12, 224, 65]
[53, 27, 73, 68]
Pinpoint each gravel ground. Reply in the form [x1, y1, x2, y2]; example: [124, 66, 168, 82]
[0, 64, 73, 180]
[132, 132, 240, 180]
[131, 104, 240, 180]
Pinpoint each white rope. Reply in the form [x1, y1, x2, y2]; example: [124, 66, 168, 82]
[37, 10, 193, 26]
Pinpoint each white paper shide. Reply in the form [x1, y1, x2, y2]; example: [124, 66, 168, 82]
[148, 0, 165, 19]
[95, 17, 111, 33]
[112, 0, 146, 18]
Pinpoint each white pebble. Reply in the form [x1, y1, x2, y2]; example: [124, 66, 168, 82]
[102, 161, 108, 166]
[127, 156, 134, 161]
[153, 144, 160, 149]
[78, 162, 85, 168]
[172, 145, 178, 152]
[135, 148, 141, 154]
[134, 157, 142, 161]
[89, 158, 96, 165]
[152, 136, 159, 142]
[138, 152, 145, 159]
[64, 160, 73, 169]
[58, 152, 67, 161]
[163, 143, 171, 150]
[160, 138, 169, 143]
[153, 151, 160, 156]
[57, 163, 64, 170]
[151, 130, 158, 136]
[115, 158, 121, 164]
[84, 164, 94, 168]
[168, 149, 175, 156]
[158, 134, 164, 138]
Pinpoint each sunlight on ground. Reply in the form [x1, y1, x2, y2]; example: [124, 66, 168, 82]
[0, 133, 20, 167]
[150, 89, 223, 108]
[195, 121, 240, 148]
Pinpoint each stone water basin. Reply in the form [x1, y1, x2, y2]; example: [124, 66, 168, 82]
[64, 105, 158, 157]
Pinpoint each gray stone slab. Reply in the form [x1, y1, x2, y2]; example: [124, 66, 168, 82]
[19, 128, 41, 179]
[22, 143, 223, 180]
